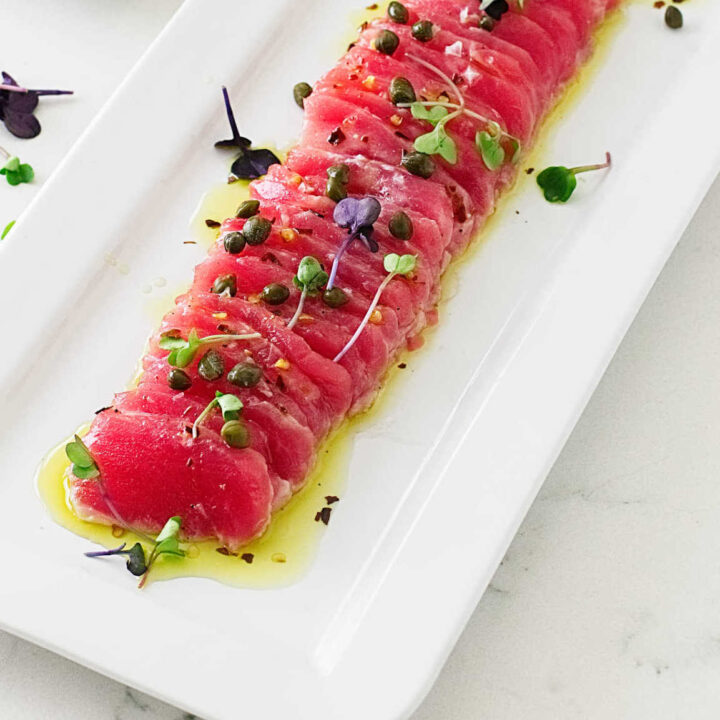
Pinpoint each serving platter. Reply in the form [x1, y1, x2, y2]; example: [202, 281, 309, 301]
[0, 1, 719, 718]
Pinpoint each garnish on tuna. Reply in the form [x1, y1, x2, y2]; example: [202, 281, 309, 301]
[158, 328, 261, 368]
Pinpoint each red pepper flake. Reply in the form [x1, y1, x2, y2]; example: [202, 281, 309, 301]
[325, 495, 340, 505]
[315, 507, 332, 525]
[261, 251, 280, 264]
[205, 218, 221, 228]
[394, 130, 411, 141]
[366, 2, 378, 8]
[297, 228, 314, 235]
[525, 167, 535, 175]
[183, 240, 198, 245]
[328, 127, 346, 145]
[241, 552, 254, 564]
[216, 547, 238, 557]
[360, 135, 370, 143]
[184, 426, 193, 434]
[653, 1, 665, 6]
[398, 362, 407, 369]
[94, 405, 112, 415]
[452, 73, 464, 86]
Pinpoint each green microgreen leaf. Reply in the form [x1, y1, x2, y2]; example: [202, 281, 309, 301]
[476, 130, 505, 171]
[536, 166, 577, 203]
[414, 123, 457, 164]
[383, 253, 416, 275]
[1, 221, 14, 240]
[162, 328, 259, 368]
[293, 256, 328, 294]
[72, 464, 100, 479]
[410, 102, 449, 126]
[0, 155, 34, 186]
[158, 333, 188, 350]
[216, 391, 243, 422]
[155, 516, 184, 556]
[65, 434, 94, 468]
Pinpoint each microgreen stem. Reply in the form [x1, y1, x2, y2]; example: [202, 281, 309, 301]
[85, 543, 127, 558]
[0, 84, 73, 95]
[334, 273, 395, 362]
[201, 332, 260, 345]
[406, 53, 464, 109]
[192, 398, 218, 439]
[287, 288, 308, 330]
[327, 234, 354, 291]
[221, 86, 242, 145]
[571, 152, 612, 175]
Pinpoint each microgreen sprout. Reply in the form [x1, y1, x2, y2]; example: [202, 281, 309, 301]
[333, 253, 417, 362]
[159, 328, 261, 368]
[288, 256, 328, 329]
[0, 71, 73, 139]
[1, 221, 15, 239]
[0, 146, 33, 186]
[136, 516, 185, 588]
[65, 434, 100, 479]
[396, 54, 521, 171]
[328, 197, 381, 290]
[192, 391, 243, 439]
[215, 87, 280, 180]
[85, 542, 147, 577]
[536, 152, 612, 203]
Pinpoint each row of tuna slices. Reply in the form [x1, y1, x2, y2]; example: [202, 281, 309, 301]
[69, 0, 619, 550]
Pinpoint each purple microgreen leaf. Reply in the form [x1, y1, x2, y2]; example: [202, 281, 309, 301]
[3, 109, 41, 139]
[230, 147, 280, 180]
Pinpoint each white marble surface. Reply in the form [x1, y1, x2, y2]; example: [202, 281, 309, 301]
[4, 2, 720, 718]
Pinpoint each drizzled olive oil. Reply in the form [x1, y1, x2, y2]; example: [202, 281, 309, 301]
[37, 5, 626, 588]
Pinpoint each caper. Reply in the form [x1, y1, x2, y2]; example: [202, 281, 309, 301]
[478, 15, 496, 31]
[167, 368, 192, 391]
[388, 211, 414, 240]
[223, 231, 246, 254]
[326, 177, 348, 202]
[293, 82, 313, 109]
[402, 151, 435, 178]
[228, 362, 263, 388]
[243, 216, 272, 246]
[198, 349, 225, 381]
[221, 419, 251, 448]
[411, 20, 433, 42]
[327, 164, 350, 184]
[211, 273, 237, 296]
[375, 29, 399, 55]
[261, 282, 290, 306]
[665, 5, 682, 29]
[389, 76, 416, 105]
[323, 287, 349, 308]
[235, 199, 260, 219]
[387, 1, 409, 24]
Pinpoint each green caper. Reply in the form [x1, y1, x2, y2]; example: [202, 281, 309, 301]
[198, 349, 225, 381]
[261, 282, 290, 305]
[223, 231, 246, 254]
[167, 368, 192, 391]
[221, 419, 251, 448]
[293, 82, 313, 108]
[211, 273, 237, 296]
[389, 76, 416, 105]
[411, 19, 433, 42]
[243, 216, 272, 246]
[323, 287, 349, 308]
[235, 199, 260, 219]
[327, 164, 350, 184]
[402, 151, 435, 179]
[388, 211, 414, 240]
[375, 29, 399, 55]
[387, 1, 409, 23]
[478, 15, 496, 31]
[665, 5, 682, 29]
[326, 177, 348, 202]
[228, 362, 263, 388]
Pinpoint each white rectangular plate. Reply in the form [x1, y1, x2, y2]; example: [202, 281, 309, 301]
[0, 1, 719, 718]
